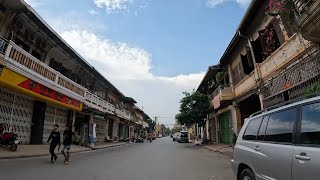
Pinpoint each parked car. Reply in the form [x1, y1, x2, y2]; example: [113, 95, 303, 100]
[172, 132, 180, 141]
[158, 134, 163, 138]
[178, 131, 188, 143]
[232, 96, 320, 180]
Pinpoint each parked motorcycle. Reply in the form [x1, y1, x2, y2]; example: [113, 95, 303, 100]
[0, 124, 19, 151]
[136, 137, 144, 143]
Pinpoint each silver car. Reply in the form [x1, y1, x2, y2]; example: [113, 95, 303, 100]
[232, 96, 320, 180]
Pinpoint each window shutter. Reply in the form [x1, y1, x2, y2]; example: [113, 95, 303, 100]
[258, 29, 268, 57]
[251, 38, 264, 63]
[246, 46, 254, 68]
[241, 54, 253, 75]
[273, 19, 285, 45]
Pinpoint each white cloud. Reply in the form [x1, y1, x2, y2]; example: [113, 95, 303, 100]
[206, 0, 225, 8]
[93, 0, 148, 14]
[93, 0, 132, 13]
[235, 0, 251, 6]
[206, 0, 250, 8]
[59, 29, 204, 120]
[89, 10, 100, 16]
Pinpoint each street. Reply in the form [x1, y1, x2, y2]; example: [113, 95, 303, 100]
[0, 137, 234, 180]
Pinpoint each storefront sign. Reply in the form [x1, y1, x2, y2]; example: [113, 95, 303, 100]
[18, 79, 81, 109]
[0, 67, 83, 111]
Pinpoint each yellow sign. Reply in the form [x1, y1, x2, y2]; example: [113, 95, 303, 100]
[0, 67, 83, 111]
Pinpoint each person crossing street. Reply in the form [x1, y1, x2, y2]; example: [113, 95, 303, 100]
[61, 126, 75, 164]
[47, 124, 61, 163]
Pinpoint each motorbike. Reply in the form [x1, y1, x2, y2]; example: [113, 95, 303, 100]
[0, 124, 19, 151]
[136, 137, 144, 143]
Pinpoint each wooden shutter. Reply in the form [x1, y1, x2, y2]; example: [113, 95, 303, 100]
[241, 54, 253, 75]
[251, 38, 264, 63]
[246, 46, 254, 68]
[273, 19, 286, 45]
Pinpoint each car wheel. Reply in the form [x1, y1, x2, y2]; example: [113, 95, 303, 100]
[240, 168, 255, 180]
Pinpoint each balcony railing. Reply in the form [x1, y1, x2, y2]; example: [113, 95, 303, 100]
[4, 41, 86, 99]
[262, 49, 320, 107]
[234, 72, 256, 97]
[210, 84, 233, 101]
[258, 33, 310, 80]
[293, 0, 316, 17]
[0, 37, 7, 55]
[85, 91, 133, 120]
[2, 39, 134, 120]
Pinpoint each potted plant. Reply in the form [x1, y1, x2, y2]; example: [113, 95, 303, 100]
[215, 72, 224, 82]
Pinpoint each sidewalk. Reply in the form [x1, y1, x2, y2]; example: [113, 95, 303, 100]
[0, 142, 126, 159]
[203, 144, 234, 157]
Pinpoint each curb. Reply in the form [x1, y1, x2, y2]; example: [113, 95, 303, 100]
[203, 146, 233, 157]
[90, 143, 127, 150]
[0, 143, 127, 160]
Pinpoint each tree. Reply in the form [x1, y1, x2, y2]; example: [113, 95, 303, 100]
[165, 127, 171, 135]
[160, 124, 166, 135]
[175, 91, 210, 127]
[146, 119, 156, 133]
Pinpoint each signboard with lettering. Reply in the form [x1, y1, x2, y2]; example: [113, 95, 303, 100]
[18, 79, 81, 109]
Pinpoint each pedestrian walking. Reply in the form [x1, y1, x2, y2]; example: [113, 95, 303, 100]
[47, 124, 61, 163]
[61, 126, 75, 164]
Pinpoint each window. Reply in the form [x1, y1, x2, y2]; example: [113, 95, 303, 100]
[257, 116, 269, 141]
[251, 38, 264, 63]
[301, 103, 320, 145]
[232, 63, 246, 85]
[258, 18, 285, 59]
[264, 108, 296, 143]
[243, 117, 263, 141]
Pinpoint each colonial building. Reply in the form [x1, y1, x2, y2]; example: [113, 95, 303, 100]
[0, 0, 150, 145]
[197, 0, 320, 144]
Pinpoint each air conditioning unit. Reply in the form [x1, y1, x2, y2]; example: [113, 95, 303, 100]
[28, 33, 36, 43]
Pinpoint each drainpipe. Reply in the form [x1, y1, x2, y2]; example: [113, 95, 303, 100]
[237, 30, 261, 81]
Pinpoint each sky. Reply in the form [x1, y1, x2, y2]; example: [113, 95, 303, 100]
[24, 0, 250, 126]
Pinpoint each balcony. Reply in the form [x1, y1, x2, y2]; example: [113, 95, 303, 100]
[3, 40, 86, 101]
[258, 34, 311, 80]
[210, 84, 233, 109]
[85, 91, 133, 121]
[262, 49, 320, 107]
[293, 0, 320, 42]
[234, 72, 256, 97]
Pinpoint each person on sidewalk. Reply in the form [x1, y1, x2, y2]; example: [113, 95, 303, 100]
[61, 126, 75, 164]
[47, 124, 61, 163]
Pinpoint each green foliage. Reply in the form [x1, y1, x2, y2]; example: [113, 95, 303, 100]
[304, 83, 320, 96]
[215, 72, 224, 82]
[175, 91, 211, 127]
[165, 127, 171, 135]
[146, 119, 156, 132]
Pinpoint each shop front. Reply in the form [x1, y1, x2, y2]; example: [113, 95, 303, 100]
[0, 66, 83, 144]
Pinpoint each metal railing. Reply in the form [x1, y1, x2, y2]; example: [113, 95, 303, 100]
[0, 36, 7, 55]
[293, 0, 315, 17]
[262, 49, 320, 107]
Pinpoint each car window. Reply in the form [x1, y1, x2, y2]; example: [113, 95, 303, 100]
[243, 117, 263, 141]
[264, 108, 296, 143]
[257, 116, 269, 141]
[301, 102, 320, 145]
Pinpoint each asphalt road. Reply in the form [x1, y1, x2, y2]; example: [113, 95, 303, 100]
[0, 137, 235, 180]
